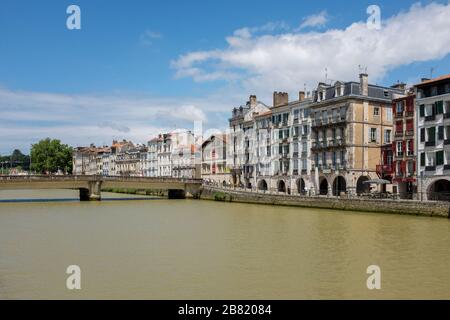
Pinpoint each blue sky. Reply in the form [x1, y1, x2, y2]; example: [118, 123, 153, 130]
[1, 0, 450, 153]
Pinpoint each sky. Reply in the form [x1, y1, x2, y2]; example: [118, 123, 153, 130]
[1, 0, 450, 153]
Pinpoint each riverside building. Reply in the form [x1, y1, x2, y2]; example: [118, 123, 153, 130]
[309, 73, 404, 196]
[415, 74, 450, 200]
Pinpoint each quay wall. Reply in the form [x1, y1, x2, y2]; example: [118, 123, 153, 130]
[200, 187, 450, 218]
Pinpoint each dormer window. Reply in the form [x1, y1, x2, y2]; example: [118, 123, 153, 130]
[335, 84, 343, 97]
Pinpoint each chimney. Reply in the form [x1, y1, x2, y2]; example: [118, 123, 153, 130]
[249, 95, 257, 107]
[273, 92, 289, 107]
[360, 73, 368, 96]
[299, 91, 305, 102]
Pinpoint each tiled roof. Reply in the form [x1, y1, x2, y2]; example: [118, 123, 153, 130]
[415, 74, 450, 87]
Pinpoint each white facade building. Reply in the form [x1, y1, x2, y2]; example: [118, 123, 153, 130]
[415, 75, 450, 200]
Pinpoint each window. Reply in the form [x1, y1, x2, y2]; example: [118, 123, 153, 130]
[427, 152, 436, 166]
[384, 129, 391, 144]
[302, 125, 308, 135]
[397, 141, 403, 157]
[374, 107, 380, 116]
[370, 128, 377, 143]
[419, 104, 425, 117]
[436, 101, 444, 114]
[396, 101, 404, 113]
[407, 140, 414, 156]
[386, 108, 392, 121]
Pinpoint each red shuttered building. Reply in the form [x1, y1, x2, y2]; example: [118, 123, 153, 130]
[392, 93, 417, 198]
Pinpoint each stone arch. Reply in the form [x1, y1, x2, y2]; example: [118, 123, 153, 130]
[319, 177, 329, 195]
[427, 178, 450, 201]
[278, 180, 286, 193]
[332, 176, 347, 196]
[356, 175, 370, 195]
[297, 178, 306, 195]
[258, 179, 268, 191]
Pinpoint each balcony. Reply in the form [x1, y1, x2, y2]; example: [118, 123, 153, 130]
[394, 111, 404, 118]
[293, 169, 299, 176]
[425, 115, 436, 122]
[425, 166, 436, 172]
[444, 139, 450, 145]
[425, 141, 436, 147]
[376, 164, 393, 177]
[293, 152, 299, 158]
[405, 129, 414, 137]
[395, 131, 403, 138]
[444, 164, 450, 171]
[444, 112, 450, 119]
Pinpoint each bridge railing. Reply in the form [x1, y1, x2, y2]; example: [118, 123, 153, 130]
[0, 175, 202, 184]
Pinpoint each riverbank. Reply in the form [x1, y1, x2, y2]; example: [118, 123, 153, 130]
[200, 186, 450, 218]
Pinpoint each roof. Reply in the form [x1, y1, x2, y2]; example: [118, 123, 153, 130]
[415, 74, 450, 88]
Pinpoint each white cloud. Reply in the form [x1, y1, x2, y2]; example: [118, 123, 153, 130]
[0, 87, 233, 153]
[172, 2, 450, 96]
[298, 10, 328, 30]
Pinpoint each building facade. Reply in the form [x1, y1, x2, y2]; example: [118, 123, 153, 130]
[309, 74, 404, 196]
[415, 75, 450, 200]
[391, 92, 416, 198]
[201, 134, 229, 186]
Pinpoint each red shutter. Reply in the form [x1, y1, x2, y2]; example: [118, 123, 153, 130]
[406, 97, 412, 112]
[402, 141, 406, 152]
[406, 119, 413, 131]
[401, 161, 406, 174]
[396, 121, 403, 133]
[392, 102, 396, 116]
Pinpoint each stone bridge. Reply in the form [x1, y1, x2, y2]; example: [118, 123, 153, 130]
[0, 175, 203, 201]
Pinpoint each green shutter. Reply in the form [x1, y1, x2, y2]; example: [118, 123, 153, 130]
[429, 127, 436, 142]
[436, 101, 444, 114]
[439, 126, 444, 140]
[420, 128, 425, 142]
[436, 150, 444, 166]
[420, 105, 425, 117]
[420, 152, 425, 167]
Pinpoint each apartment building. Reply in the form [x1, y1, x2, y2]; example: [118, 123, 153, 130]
[228, 92, 314, 194]
[201, 134, 229, 186]
[229, 95, 271, 189]
[146, 137, 160, 177]
[415, 74, 450, 200]
[310, 73, 404, 196]
[391, 92, 416, 198]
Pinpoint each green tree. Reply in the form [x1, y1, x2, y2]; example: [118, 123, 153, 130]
[30, 138, 73, 174]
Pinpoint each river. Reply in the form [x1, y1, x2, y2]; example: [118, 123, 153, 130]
[0, 189, 449, 299]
